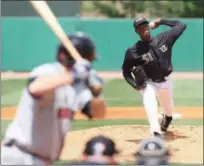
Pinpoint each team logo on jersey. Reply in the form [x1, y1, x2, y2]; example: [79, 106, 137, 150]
[159, 44, 168, 52]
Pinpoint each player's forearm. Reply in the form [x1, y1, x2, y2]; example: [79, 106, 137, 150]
[122, 70, 137, 89]
[160, 19, 187, 42]
[90, 85, 103, 97]
[160, 19, 186, 30]
[160, 19, 180, 27]
[29, 73, 74, 96]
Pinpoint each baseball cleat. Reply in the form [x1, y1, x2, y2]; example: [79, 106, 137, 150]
[160, 115, 173, 132]
[153, 132, 161, 137]
[153, 132, 164, 140]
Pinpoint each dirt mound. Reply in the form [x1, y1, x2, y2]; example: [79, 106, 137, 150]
[60, 125, 203, 164]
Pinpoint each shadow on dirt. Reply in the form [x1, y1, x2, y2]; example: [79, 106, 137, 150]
[126, 131, 188, 143]
[125, 139, 142, 144]
[163, 131, 188, 141]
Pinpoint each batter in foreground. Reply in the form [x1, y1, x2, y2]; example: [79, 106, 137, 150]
[121, 17, 187, 136]
[1, 32, 101, 165]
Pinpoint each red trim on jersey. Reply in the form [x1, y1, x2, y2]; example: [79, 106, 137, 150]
[57, 108, 72, 119]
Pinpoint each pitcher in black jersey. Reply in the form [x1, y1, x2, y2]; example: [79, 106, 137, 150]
[122, 17, 186, 136]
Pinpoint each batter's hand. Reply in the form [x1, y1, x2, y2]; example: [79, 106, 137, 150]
[149, 18, 161, 29]
[73, 59, 92, 81]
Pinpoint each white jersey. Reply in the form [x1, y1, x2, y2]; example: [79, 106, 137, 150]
[73, 69, 104, 110]
[4, 62, 77, 161]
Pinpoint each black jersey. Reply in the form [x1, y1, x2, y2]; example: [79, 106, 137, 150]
[122, 19, 187, 89]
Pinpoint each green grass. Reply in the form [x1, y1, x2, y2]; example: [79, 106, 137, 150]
[103, 79, 203, 106]
[1, 79, 203, 107]
[1, 79, 27, 106]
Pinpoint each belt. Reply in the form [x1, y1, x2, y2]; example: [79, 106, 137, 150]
[151, 78, 166, 83]
[4, 139, 53, 164]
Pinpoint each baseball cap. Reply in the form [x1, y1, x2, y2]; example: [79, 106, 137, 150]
[133, 17, 149, 29]
[83, 135, 119, 157]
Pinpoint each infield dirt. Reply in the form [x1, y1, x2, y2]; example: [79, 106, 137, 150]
[61, 125, 203, 164]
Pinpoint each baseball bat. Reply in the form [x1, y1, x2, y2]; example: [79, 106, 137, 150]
[29, 1, 82, 61]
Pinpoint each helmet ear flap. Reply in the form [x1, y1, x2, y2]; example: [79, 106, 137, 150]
[57, 52, 76, 66]
[57, 43, 76, 66]
[58, 53, 66, 62]
[57, 53, 67, 66]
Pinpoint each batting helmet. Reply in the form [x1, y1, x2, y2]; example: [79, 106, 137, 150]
[83, 135, 119, 157]
[134, 137, 170, 165]
[57, 31, 97, 66]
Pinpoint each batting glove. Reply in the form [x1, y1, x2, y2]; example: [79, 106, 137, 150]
[73, 59, 92, 82]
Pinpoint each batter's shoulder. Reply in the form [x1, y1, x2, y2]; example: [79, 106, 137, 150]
[29, 63, 59, 77]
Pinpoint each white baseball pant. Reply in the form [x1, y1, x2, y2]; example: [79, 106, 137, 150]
[140, 75, 174, 134]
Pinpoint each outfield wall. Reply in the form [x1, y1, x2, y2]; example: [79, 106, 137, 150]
[2, 18, 203, 72]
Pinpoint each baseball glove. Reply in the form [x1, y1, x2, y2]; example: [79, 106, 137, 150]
[131, 65, 148, 90]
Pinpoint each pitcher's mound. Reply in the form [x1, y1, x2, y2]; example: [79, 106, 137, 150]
[60, 125, 203, 164]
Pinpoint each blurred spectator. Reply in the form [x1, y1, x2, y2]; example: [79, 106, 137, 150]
[65, 135, 120, 165]
[134, 137, 170, 165]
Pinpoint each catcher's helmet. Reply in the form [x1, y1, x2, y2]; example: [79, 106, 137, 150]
[57, 31, 97, 66]
[134, 137, 170, 165]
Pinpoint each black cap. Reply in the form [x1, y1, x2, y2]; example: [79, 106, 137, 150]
[133, 17, 149, 29]
[83, 135, 119, 157]
[135, 137, 169, 157]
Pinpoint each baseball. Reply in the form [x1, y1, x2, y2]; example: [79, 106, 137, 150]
[149, 22, 155, 29]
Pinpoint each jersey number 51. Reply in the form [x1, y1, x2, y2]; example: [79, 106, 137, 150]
[141, 52, 154, 65]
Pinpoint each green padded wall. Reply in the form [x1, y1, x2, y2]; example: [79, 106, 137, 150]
[2, 18, 203, 72]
